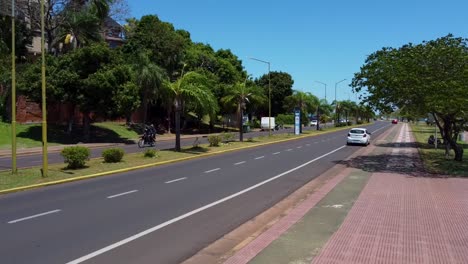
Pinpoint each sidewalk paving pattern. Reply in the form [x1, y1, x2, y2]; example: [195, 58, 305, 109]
[224, 123, 468, 264]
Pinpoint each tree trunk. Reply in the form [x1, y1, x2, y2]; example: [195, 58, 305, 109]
[142, 90, 149, 124]
[82, 112, 91, 142]
[166, 107, 172, 134]
[174, 98, 181, 151]
[238, 103, 243, 142]
[67, 104, 76, 134]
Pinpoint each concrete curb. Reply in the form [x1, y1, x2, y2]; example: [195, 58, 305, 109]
[0, 125, 361, 195]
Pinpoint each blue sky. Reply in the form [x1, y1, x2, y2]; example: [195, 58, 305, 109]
[128, 0, 467, 102]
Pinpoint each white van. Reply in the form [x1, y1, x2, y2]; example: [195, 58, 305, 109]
[261, 117, 276, 130]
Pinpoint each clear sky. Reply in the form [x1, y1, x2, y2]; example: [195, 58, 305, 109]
[128, 0, 467, 102]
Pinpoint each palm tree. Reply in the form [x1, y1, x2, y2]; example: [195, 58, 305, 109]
[221, 78, 266, 141]
[133, 51, 168, 124]
[284, 91, 319, 130]
[169, 70, 218, 151]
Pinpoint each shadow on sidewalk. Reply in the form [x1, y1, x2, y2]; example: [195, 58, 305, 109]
[334, 153, 444, 178]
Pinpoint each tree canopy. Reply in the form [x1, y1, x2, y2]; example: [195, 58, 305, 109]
[352, 34, 468, 161]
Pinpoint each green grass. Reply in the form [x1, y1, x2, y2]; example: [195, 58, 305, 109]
[0, 122, 139, 150]
[411, 123, 468, 176]
[0, 127, 352, 191]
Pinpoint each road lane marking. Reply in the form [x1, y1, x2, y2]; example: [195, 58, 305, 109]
[272, 152, 281, 155]
[297, 146, 302, 149]
[165, 177, 187, 184]
[314, 142, 319, 144]
[306, 144, 310, 146]
[372, 124, 391, 134]
[234, 161, 246, 165]
[107, 190, 138, 199]
[286, 149, 293, 151]
[254, 156, 265, 160]
[65, 145, 347, 264]
[8, 209, 61, 224]
[205, 168, 221, 173]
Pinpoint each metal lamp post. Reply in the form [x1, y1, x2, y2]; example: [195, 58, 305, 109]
[249, 57, 271, 136]
[315, 81, 327, 101]
[11, 0, 17, 174]
[41, 0, 48, 177]
[334, 79, 347, 124]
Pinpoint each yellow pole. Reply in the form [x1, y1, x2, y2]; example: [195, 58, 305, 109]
[41, 0, 48, 177]
[11, 0, 17, 174]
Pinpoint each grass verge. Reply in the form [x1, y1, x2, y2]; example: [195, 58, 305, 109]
[0, 122, 139, 150]
[0, 124, 364, 192]
[411, 122, 468, 176]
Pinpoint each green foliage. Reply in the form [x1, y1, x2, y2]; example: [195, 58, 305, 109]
[221, 132, 235, 142]
[143, 149, 157, 158]
[61, 146, 91, 169]
[102, 148, 125, 163]
[352, 34, 468, 161]
[276, 114, 294, 125]
[208, 135, 222, 147]
[256, 71, 294, 116]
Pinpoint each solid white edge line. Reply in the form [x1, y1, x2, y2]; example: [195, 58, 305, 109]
[272, 152, 281, 155]
[65, 145, 347, 264]
[107, 190, 138, 199]
[204, 168, 221, 173]
[254, 156, 265, 160]
[234, 161, 246, 165]
[165, 177, 187, 184]
[8, 209, 61, 224]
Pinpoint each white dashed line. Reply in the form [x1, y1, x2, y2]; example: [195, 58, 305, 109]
[306, 144, 310, 146]
[165, 177, 187, 184]
[8, 209, 61, 224]
[107, 190, 138, 199]
[65, 145, 347, 264]
[205, 168, 221, 173]
[234, 161, 246, 165]
[255, 156, 265, 160]
[297, 146, 302, 149]
[272, 152, 281, 155]
[286, 149, 293, 151]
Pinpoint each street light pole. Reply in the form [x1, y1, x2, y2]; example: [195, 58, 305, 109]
[41, 0, 48, 177]
[11, 0, 17, 174]
[250, 57, 271, 136]
[315, 81, 327, 101]
[334, 79, 346, 124]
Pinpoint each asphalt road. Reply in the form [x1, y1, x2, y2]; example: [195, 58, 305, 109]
[0, 125, 327, 169]
[0, 121, 392, 264]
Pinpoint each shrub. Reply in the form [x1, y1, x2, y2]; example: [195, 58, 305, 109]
[221, 132, 235, 142]
[276, 114, 294, 125]
[347, 121, 353, 126]
[252, 119, 261, 128]
[356, 120, 363, 125]
[208, 135, 222, 147]
[61, 146, 90, 169]
[143, 149, 157, 158]
[102, 148, 125, 163]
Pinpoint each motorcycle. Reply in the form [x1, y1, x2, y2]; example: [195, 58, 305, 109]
[138, 133, 155, 148]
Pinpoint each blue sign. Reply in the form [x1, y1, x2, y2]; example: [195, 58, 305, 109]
[294, 109, 300, 135]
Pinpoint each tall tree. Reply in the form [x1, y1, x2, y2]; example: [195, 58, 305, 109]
[131, 51, 168, 124]
[168, 70, 217, 151]
[256, 71, 294, 116]
[283, 91, 319, 127]
[221, 78, 266, 141]
[352, 34, 468, 161]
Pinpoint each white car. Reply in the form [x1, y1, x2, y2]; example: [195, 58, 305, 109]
[310, 120, 318, 126]
[346, 128, 371, 146]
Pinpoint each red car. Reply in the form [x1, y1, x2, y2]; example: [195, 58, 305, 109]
[392, 119, 398, 124]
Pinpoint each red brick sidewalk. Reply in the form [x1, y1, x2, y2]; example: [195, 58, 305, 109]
[312, 123, 468, 264]
[223, 123, 468, 264]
